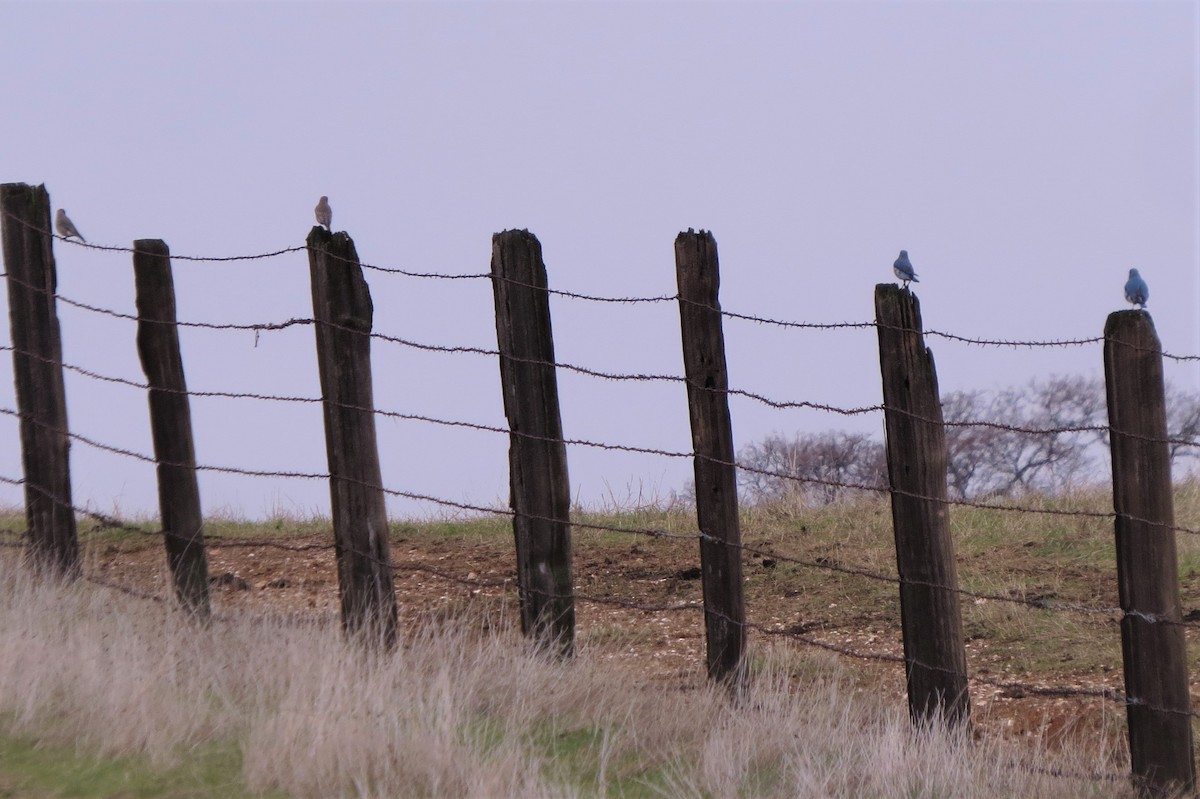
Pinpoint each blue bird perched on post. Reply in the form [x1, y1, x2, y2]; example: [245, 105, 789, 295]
[1124, 268, 1149, 309]
[893, 250, 918, 287]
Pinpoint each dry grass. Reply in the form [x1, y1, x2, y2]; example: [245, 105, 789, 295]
[0, 551, 1138, 798]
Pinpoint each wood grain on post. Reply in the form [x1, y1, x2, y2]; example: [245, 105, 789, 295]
[874, 284, 970, 726]
[490, 229, 575, 656]
[133, 239, 210, 617]
[307, 226, 398, 647]
[1103, 310, 1195, 796]
[0, 183, 79, 578]
[675, 229, 746, 687]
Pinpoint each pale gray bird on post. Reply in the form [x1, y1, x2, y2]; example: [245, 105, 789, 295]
[314, 196, 332, 230]
[55, 209, 86, 243]
[1124, 268, 1149, 309]
[893, 249, 918, 287]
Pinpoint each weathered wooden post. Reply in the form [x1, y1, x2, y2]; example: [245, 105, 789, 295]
[675, 229, 746, 689]
[133, 239, 211, 617]
[0, 183, 79, 578]
[1103, 310, 1195, 797]
[875, 283, 970, 727]
[490, 229, 575, 656]
[307, 225, 398, 647]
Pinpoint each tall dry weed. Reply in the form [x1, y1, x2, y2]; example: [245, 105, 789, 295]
[0, 555, 1134, 798]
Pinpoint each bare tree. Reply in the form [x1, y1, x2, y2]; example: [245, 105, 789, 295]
[738, 431, 886, 507]
[942, 375, 1106, 499]
[1167, 384, 1200, 467]
[729, 374, 1199, 509]
[942, 390, 1005, 500]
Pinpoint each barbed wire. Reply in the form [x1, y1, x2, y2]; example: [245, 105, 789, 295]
[9, 489, 1199, 730]
[76, 561, 1182, 728]
[0, 208, 308, 263]
[924, 330, 1104, 349]
[5, 340, 1199, 462]
[4, 211, 1199, 360]
[6, 403, 1200, 546]
[7, 440, 1200, 633]
[8, 207, 1200, 782]
[0, 269, 882, 408]
[0, 342, 1194, 463]
[6, 273, 1199, 445]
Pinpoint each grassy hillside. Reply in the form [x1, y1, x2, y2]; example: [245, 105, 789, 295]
[2, 486, 1198, 796]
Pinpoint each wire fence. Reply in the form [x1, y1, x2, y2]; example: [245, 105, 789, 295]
[3, 215, 1200, 788]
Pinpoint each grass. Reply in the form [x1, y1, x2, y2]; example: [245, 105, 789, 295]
[5, 486, 1200, 796]
[0, 732, 276, 799]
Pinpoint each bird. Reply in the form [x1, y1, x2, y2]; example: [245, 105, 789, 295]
[55, 209, 86, 243]
[314, 196, 332, 230]
[1124, 268, 1149, 309]
[893, 249, 918, 287]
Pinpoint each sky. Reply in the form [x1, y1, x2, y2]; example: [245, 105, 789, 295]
[0, 1, 1197, 521]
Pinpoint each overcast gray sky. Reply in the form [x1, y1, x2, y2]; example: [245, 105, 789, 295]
[1, 1, 1197, 520]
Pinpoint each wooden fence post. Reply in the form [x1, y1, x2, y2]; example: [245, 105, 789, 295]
[675, 229, 746, 688]
[307, 226, 398, 647]
[1103, 310, 1195, 796]
[490, 229, 575, 656]
[874, 284, 970, 727]
[0, 183, 79, 579]
[133, 239, 210, 617]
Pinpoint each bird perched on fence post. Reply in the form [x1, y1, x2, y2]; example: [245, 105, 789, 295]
[315, 196, 332, 230]
[55, 209, 86, 243]
[893, 249, 918, 287]
[1124, 268, 1149, 309]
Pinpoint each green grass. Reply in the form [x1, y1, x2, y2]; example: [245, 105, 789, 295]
[0, 730, 279, 799]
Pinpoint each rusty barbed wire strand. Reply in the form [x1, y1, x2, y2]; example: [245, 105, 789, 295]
[8, 456, 1200, 630]
[43, 516, 1140, 624]
[924, 329, 1104, 348]
[0, 209, 307, 263]
[0, 490, 1132, 629]
[728, 612, 1198, 719]
[6, 339, 1199, 456]
[1, 267, 315, 334]
[10, 498, 1200, 723]
[5, 404, 1200, 545]
[702, 607, 1190, 716]
[7, 275, 1200, 435]
[9, 213, 1200, 751]
[5, 271, 1200, 408]
[5, 219, 1200, 360]
[1, 270, 879, 406]
[73, 561, 1199, 730]
[5, 201, 1198, 358]
[4, 340, 1199, 456]
[75, 562, 1157, 720]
